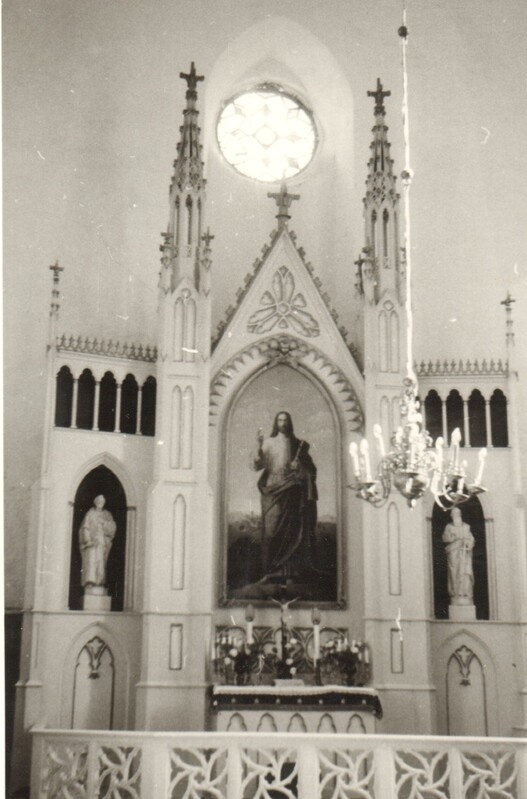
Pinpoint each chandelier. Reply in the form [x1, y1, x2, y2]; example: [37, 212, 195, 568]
[349, 15, 487, 510]
[349, 379, 487, 509]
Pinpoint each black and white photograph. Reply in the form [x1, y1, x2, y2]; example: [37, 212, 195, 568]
[4, 1, 527, 796]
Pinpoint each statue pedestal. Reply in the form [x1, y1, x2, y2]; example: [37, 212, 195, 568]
[83, 587, 111, 611]
[448, 603, 476, 621]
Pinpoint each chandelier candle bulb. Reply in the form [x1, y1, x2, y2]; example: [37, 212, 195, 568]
[475, 448, 487, 486]
[349, 441, 361, 477]
[457, 461, 468, 494]
[373, 424, 386, 458]
[360, 438, 372, 481]
[450, 428, 461, 473]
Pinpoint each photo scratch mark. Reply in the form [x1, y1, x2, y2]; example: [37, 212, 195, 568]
[395, 608, 403, 641]
[480, 126, 490, 144]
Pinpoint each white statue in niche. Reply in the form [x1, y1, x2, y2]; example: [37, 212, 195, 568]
[442, 507, 475, 605]
[79, 495, 117, 591]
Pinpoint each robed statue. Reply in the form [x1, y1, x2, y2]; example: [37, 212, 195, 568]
[442, 507, 475, 604]
[79, 495, 117, 589]
[252, 411, 318, 581]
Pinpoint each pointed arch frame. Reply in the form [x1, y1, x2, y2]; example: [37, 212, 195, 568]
[59, 621, 131, 730]
[215, 340, 354, 608]
[65, 453, 138, 611]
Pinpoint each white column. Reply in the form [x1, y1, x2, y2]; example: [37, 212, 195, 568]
[136, 387, 143, 435]
[93, 381, 100, 431]
[485, 400, 492, 447]
[71, 378, 79, 429]
[114, 383, 122, 433]
[124, 507, 136, 611]
[463, 399, 470, 447]
[441, 398, 448, 441]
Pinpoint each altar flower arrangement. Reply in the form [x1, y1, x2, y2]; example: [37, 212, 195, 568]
[265, 637, 300, 680]
[320, 637, 372, 687]
[213, 632, 257, 685]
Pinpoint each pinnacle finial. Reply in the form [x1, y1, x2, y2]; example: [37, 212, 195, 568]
[179, 62, 204, 99]
[202, 228, 214, 248]
[501, 291, 516, 347]
[49, 260, 63, 318]
[500, 291, 515, 309]
[267, 181, 300, 229]
[367, 78, 391, 115]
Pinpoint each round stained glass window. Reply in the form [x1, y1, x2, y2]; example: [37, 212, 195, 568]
[217, 87, 317, 183]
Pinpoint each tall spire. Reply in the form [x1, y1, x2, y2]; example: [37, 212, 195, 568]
[171, 62, 205, 193]
[358, 79, 401, 304]
[162, 63, 207, 292]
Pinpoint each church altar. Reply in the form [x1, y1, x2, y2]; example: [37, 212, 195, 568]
[210, 684, 382, 733]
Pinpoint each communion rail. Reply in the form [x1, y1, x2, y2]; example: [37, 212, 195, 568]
[31, 728, 527, 798]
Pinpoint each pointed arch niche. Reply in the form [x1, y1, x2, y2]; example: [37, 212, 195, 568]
[221, 362, 343, 606]
[431, 497, 490, 620]
[68, 465, 129, 612]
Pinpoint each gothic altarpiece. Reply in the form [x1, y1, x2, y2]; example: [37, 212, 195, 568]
[11, 58, 527, 791]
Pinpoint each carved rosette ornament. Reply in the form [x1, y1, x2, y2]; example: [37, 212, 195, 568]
[248, 266, 319, 337]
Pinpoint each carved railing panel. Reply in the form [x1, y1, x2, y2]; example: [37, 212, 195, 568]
[97, 746, 141, 799]
[40, 742, 88, 799]
[394, 749, 450, 798]
[240, 747, 298, 799]
[461, 749, 517, 798]
[319, 748, 375, 799]
[169, 747, 228, 799]
[32, 731, 526, 799]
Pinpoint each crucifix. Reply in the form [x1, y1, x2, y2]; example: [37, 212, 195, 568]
[367, 78, 391, 115]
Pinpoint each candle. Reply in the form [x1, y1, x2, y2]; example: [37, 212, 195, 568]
[475, 448, 487, 486]
[349, 441, 360, 477]
[312, 606, 321, 661]
[360, 438, 372, 481]
[373, 424, 386, 458]
[363, 646, 370, 664]
[245, 604, 255, 645]
[450, 428, 461, 473]
[457, 460, 467, 494]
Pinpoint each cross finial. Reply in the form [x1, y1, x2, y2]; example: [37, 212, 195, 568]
[49, 260, 63, 320]
[500, 291, 515, 309]
[202, 228, 214, 248]
[501, 291, 516, 347]
[267, 181, 300, 229]
[367, 78, 391, 115]
[179, 62, 204, 97]
[49, 259, 63, 281]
